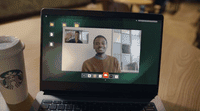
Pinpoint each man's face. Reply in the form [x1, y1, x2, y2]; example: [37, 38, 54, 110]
[93, 37, 107, 54]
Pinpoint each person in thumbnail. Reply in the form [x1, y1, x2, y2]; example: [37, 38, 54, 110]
[66, 31, 83, 43]
[82, 35, 121, 73]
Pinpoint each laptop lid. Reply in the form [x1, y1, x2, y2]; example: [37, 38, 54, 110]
[40, 9, 163, 100]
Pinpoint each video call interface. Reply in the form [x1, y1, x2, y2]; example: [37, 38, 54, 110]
[60, 26, 141, 80]
[43, 15, 162, 85]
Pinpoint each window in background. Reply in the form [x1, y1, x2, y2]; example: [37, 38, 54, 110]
[112, 29, 141, 73]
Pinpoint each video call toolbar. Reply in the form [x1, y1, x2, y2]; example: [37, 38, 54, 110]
[81, 72, 119, 79]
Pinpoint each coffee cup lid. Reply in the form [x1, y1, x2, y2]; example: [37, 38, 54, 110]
[0, 36, 25, 59]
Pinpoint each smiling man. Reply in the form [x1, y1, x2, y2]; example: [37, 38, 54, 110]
[82, 35, 121, 73]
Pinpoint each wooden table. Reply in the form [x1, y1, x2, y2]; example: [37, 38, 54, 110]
[158, 33, 200, 111]
[0, 15, 200, 111]
[114, 0, 153, 12]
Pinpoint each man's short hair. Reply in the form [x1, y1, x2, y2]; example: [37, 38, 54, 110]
[93, 35, 107, 45]
[75, 31, 79, 34]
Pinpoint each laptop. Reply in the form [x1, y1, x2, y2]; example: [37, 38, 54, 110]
[30, 8, 164, 111]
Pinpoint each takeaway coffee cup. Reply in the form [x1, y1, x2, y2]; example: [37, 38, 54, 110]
[0, 36, 28, 104]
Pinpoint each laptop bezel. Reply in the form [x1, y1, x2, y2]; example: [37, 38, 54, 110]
[40, 9, 163, 99]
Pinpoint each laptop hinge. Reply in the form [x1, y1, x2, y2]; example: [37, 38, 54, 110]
[43, 90, 154, 102]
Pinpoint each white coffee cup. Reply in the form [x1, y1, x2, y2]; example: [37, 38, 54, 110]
[0, 36, 28, 104]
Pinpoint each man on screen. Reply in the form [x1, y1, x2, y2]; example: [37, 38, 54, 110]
[66, 31, 83, 43]
[82, 35, 121, 73]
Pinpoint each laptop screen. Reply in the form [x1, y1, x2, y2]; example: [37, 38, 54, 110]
[41, 9, 163, 87]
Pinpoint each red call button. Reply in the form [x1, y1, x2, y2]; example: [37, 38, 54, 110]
[103, 72, 109, 78]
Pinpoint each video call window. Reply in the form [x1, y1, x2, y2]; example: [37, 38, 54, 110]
[62, 27, 141, 73]
[64, 30, 89, 44]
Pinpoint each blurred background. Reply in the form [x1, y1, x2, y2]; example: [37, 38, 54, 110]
[0, 0, 200, 49]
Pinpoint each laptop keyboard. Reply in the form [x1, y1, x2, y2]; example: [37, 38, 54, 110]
[39, 99, 157, 111]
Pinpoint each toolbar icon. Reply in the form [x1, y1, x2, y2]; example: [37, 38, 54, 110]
[88, 74, 91, 78]
[109, 75, 113, 79]
[103, 72, 109, 78]
[115, 75, 119, 79]
[93, 74, 97, 78]
[81, 73, 87, 78]
[99, 74, 102, 78]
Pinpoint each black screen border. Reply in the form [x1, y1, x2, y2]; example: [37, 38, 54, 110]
[40, 8, 163, 98]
